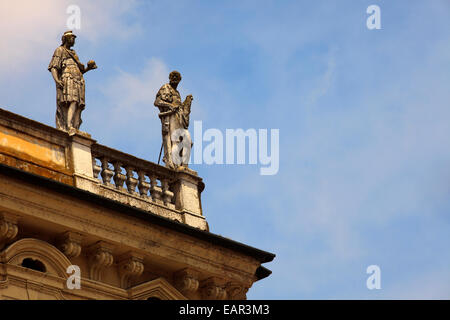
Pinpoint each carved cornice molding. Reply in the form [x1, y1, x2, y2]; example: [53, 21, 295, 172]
[0, 192, 259, 286]
[56, 231, 83, 258]
[118, 252, 144, 289]
[87, 241, 114, 282]
[200, 277, 227, 300]
[173, 268, 200, 296]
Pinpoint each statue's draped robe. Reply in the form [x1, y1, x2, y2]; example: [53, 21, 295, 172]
[48, 46, 85, 130]
[156, 84, 192, 129]
[155, 84, 192, 168]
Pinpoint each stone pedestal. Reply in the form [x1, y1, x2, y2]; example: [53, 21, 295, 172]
[172, 167, 208, 230]
[69, 130, 98, 192]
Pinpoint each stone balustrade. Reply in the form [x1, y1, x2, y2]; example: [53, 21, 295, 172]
[91, 144, 176, 209]
[87, 143, 207, 230]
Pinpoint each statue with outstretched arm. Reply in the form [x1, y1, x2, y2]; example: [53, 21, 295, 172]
[48, 30, 97, 132]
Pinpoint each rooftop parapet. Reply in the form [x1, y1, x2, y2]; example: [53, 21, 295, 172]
[0, 108, 207, 230]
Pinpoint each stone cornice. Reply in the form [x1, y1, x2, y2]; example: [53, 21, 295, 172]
[0, 186, 260, 287]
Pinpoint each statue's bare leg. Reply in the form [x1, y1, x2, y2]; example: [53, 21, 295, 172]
[161, 116, 174, 169]
[163, 133, 174, 169]
[73, 107, 82, 130]
[67, 102, 77, 130]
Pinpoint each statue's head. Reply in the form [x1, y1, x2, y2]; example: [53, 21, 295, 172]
[61, 30, 77, 47]
[169, 71, 182, 85]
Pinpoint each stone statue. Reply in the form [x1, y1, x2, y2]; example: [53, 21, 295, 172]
[48, 31, 97, 132]
[154, 71, 193, 169]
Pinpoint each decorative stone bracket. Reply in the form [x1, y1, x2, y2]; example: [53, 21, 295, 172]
[0, 212, 19, 250]
[56, 231, 83, 259]
[87, 241, 114, 281]
[200, 277, 227, 300]
[173, 268, 200, 296]
[118, 252, 144, 289]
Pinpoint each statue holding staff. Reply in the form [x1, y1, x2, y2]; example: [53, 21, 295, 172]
[154, 71, 193, 169]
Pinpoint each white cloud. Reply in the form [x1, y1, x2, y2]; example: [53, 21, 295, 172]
[0, 1, 65, 73]
[90, 57, 206, 157]
[74, 0, 142, 42]
[0, 0, 140, 75]
[81, 57, 170, 159]
[99, 57, 168, 123]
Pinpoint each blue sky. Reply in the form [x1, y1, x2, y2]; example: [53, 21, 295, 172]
[0, 0, 449, 299]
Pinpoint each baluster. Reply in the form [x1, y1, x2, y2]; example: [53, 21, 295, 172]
[149, 174, 163, 204]
[113, 162, 126, 191]
[125, 166, 138, 195]
[92, 156, 101, 180]
[100, 157, 114, 187]
[162, 178, 174, 206]
[138, 171, 150, 199]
